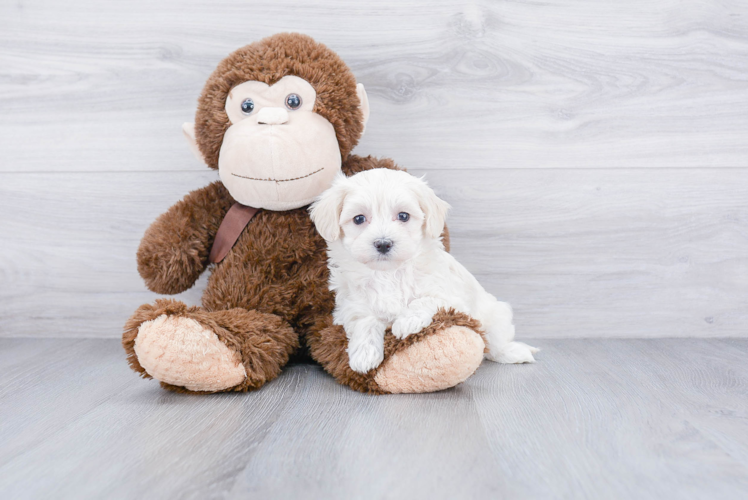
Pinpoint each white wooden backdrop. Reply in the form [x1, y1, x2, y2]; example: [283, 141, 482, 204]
[1, 0, 747, 338]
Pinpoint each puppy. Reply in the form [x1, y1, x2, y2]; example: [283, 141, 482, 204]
[310, 168, 538, 374]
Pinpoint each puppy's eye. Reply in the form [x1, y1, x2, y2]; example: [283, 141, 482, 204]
[398, 212, 410, 222]
[285, 93, 302, 110]
[240, 98, 255, 115]
[353, 215, 366, 225]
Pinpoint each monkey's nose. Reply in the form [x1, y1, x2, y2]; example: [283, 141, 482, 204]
[256, 107, 289, 125]
[373, 239, 393, 254]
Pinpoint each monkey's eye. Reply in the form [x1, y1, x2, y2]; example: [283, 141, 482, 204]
[353, 215, 366, 225]
[240, 98, 255, 115]
[285, 93, 302, 110]
[398, 212, 410, 222]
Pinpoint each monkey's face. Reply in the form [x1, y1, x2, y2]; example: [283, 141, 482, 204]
[186, 34, 370, 211]
[218, 75, 343, 211]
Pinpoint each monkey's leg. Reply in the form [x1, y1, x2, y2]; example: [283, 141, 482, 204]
[307, 309, 486, 394]
[123, 299, 298, 393]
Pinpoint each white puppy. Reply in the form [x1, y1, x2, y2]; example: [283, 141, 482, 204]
[310, 168, 538, 374]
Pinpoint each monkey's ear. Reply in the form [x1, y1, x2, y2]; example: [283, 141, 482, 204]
[182, 122, 206, 164]
[356, 83, 370, 133]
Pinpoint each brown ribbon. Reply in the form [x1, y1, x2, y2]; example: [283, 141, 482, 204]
[208, 203, 260, 264]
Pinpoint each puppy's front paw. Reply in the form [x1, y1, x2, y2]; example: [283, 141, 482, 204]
[348, 338, 384, 374]
[392, 312, 433, 339]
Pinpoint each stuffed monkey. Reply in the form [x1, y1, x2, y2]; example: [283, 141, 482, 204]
[123, 33, 486, 394]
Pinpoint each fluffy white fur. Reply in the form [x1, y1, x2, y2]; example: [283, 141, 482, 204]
[310, 169, 538, 374]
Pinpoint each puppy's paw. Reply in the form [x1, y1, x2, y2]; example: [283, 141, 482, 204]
[392, 312, 433, 339]
[347, 338, 385, 374]
[486, 341, 539, 364]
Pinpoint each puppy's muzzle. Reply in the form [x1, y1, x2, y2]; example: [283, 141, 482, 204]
[373, 238, 393, 255]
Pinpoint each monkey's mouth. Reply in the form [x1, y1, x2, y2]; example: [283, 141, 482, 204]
[231, 167, 324, 183]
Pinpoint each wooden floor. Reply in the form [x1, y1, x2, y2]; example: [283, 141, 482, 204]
[1, 338, 746, 499]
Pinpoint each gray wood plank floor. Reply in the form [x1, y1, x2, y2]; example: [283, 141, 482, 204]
[1, 338, 746, 500]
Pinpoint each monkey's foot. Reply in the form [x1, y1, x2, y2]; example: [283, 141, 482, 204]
[310, 309, 486, 394]
[134, 315, 246, 393]
[123, 299, 298, 393]
[374, 324, 485, 393]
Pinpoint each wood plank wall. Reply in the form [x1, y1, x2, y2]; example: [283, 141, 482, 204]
[1, 0, 747, 338]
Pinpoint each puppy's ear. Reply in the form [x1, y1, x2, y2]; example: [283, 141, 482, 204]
[414, 177, 451, 239]
[310, 176, 349, 241]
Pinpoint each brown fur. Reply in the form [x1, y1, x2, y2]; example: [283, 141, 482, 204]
[123, 33, 473, 394]
[307, 309, 485, 394]
[124, 155, 405, 393]
[136, 182, 235, 295]
[124, 299, 298, 393]
[196, 33, 364, 169]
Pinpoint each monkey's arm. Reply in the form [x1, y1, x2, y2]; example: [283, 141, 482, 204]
[341, 155, 450, 252]
[136, 181, 234, 295]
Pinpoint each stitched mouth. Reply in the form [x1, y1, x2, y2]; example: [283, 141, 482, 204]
[231, 167, 324, 183]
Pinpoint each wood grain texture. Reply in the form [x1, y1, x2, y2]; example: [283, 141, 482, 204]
[0, 338, 746, 499]
[1, 0, 747, 339]
[1, 168, 747, 338]
[0, 0, 747, 172]
[2, 3, 746, 497]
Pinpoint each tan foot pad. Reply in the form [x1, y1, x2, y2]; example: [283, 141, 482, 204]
[374, 326, 485, 394]
[134, 315, 246, 392]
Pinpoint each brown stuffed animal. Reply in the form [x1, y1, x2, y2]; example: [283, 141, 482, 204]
[122, 33, 486, 394]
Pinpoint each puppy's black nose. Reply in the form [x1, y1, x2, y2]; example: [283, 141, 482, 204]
[373, 238, 393, 254]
